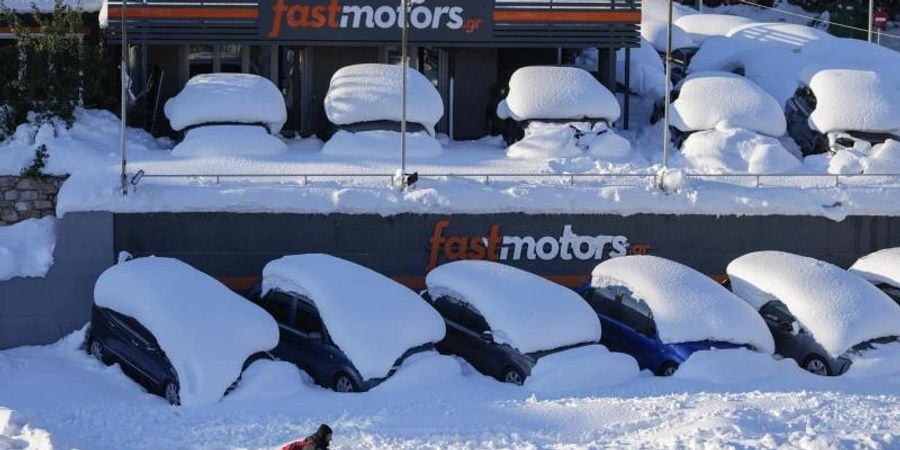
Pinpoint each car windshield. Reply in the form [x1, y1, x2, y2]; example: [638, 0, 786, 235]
[876, 283, 900, 304]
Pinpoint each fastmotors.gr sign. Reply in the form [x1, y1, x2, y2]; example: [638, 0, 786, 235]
[261, 0, 492, 42]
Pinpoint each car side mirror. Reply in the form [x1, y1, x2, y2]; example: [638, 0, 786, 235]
[480, 331, 494, 342]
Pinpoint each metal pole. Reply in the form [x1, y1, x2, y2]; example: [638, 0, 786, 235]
[868, 0, 874, 42]
[399, 0, 409, 183]
[120, 0, 128, 196]
[662, 0, 673, 169]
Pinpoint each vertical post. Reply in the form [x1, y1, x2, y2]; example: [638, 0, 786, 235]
[868, 0, 874, 42]
[623, 47, 631, 130]
[399, 0, 409, 183]
[120, 0, 128, 196]
[662, 0, 673, 168]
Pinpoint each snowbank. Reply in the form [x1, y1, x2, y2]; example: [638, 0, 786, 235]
[591, 255, 775, 353]
[170, 125, 288, 158]
[262, 254, 446, 381]
[324, 64, 444, 135]
[674, 348, 806, 384]
[641, 20, 694, 52]
[506, 122, 631, 161]
[801, 68, 900, 136]
[617, 38, 667, 98]
[727, 251, 900, 358]
[675, 14, 755, 44]
[426, 260, 601, 354]
[321, 130, 442, 159]
[224, 361, 313, 402]
[679, 127, 801, 173]
[670, 72, 786, 136]
[0, 217, 56, 281]
[93, 257, 280, 406]
[164, 74, 287, 133]
[863, 140, 900, 174]
[525, 345, 639, 392]
[850, 247, 900, 288]
[500, 67, 620, 122]
[844, 341, 900, 378]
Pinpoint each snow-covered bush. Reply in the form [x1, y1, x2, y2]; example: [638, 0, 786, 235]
[498, 66, 620, 122]
[164, 73, 287, 133]
[670, 72, 786, 136]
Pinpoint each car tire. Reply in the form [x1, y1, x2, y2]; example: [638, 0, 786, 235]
[162, 380, 180, 405]
[87, 338, 109, 365]
[803, 354, 832, 376]
[502, 367, 526, 385]
[333, 373, 357, 393]
[657, 361, 679, 377]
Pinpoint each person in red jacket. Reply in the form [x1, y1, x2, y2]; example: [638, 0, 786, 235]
[281, 424, 332, 450]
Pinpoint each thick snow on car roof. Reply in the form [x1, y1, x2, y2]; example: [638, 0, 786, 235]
[675, 14, 755, 44]
[671, 72, 786, 136]
[324, 64, 444, 135]
[426, 260, 601, 354]
[591, 255, 774, 353]
[727, 251, 900, 358]
[93, 257, 279, 406]
[499, 66, 620, 122]
[641, 20, 694, 52]
[164, 74, 287, 133]
[262, 254, 446, 381]
[799, 67, 900, 136]
[850, 247, 900, 288]
[727, 22, 831, 49]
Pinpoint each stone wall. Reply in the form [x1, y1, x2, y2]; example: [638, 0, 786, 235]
[0, 176, 66, 225]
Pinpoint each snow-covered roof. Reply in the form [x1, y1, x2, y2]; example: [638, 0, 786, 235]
[164, 74, 287, 134]
[671, 72, 786, 136]
[590, 255, 775, 353]
[641, 20, 694, 52]
[171, 125, 288, 158]
[800, 68, 900, 136]
[324, 64, 444, 135]
[727, 251, 900, 358]
[426, 260, 601, 354]
[3, 0, 103, 12]
[93, 257, 280, 406]
[261, 254, 446, 380]
[675, 14, 755, 44]
[321, 130, 442, 158]
[499, 66, 620, 122]
[850, 247, 900, 288]
[679, 127, 801, 174]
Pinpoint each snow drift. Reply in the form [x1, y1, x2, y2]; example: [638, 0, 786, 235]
[93, 257, 280, 406]
[506, 122, 631, 161]
[324, 64, 444, 135]
[426, 260, 602, 354]
[498, 66, 620, 122]
[670, 72, 786, 136]
[591, 255, 775, 353]
[679, 127, 800, 173]
[674, 348, 806, 384]
[800, 68, 900, 136]
[170, 125, 288, 158]
[525, 345, 639, 392]
[321, 130, 442, 158]
[0, 217, 56, 281]
[164, 74, 287, 133]
[850, 247, 900, 288]
[262, 254, 446, 380]
[727, 251, 900, 358]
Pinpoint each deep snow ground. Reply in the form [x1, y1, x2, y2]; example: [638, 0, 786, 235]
[0, 330, 897, 450]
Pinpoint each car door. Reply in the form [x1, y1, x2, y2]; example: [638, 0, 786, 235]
[123, 317, 171, 386]
[289, 297, 338, 384]
[432, 295, 466, 355]
[760, 300, 806, 361]
[260, 291, 297, 361]
[454, 301, 500, 375]
[584, 287, 630, 351]
[106, 311, 160, 384]
[616, 290, 665, 369]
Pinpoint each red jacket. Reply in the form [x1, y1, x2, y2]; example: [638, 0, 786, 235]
[281, 438, 317, 450]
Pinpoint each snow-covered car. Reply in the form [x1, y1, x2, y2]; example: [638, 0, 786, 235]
[583, 255, 774, 376]
[423, 260, 613, 385]
[849, 247, 900, 306]
[163, 73, 289, 157]
[255, 254, 446, 392]
[87, 257, 279, 406]
[322, 63, 444, 158]
[786, 68, 900, 156]
[496, 66, 632, 160]
[727, 251, 900, 376]
[640, 20, 697, 84]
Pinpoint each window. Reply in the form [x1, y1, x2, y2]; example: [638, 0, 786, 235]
[188, 45, 214, 77]
[112, 311, 158, 346]
[264, 291, 294, 324]
[458, 303, 490, 334]
[587, 287, 621, 318]
[760, 300, 794, 324]
[618, 292, 656, 338]
[294, 300, 324, 336]
[877, 283, 900, 303]
[279, 47, 297, 109]
[433, 296, 461, 323]
[219, 44, 242, 73]
[249, 45, 274, 81]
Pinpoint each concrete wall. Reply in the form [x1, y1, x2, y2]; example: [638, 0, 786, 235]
[0, 212, 114, 349]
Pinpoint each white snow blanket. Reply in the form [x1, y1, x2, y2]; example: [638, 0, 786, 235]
[850, 247, 900, 288]
[641, 20, 694, 52]
[616, 38, 667, 98]
[426, 260, 602, 354]
[800, 68, 900, 136]
[591, 255, 775, 353]
[670, 72, 786, 136]
[93, 257, 280, 406]
[845, 341, 900, 378]
[825, 139, 900, 175]
[171, 125, 288, 158]
[642, 0, 695, 23]
[506, 122, 631, 161]
[675, 14, 755, 44]
[261, 254, 446, 380]
[727, 251, 900, 358]
[679, 126, 801, 174]
[499, 66, 620, 122]
[525, 345, 639, 392]
[862, 140, 900, 174]
[728, 22, 831, 50]
[0, 217, 56, 281]
[324, 64, 444, 135]
[321, 130, 442, 159]
[164, 74, 287, 133]
[674, 348, 807, 384]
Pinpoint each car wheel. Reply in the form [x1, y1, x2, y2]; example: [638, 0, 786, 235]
[803, 354, 832, 376]
[333, 373, 357, 393]
[657, 362, 679, 377]
[88, 338, 108, 365]
[163, 380, 180, 405]
[502, 367, 525, 385]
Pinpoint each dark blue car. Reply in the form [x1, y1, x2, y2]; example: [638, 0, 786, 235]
[577, 284, 746, 376]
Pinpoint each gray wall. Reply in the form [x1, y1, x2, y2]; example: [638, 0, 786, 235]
[0, 213, 114, 349]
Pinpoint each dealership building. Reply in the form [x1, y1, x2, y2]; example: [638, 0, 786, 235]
[105, 0, 641, 139]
